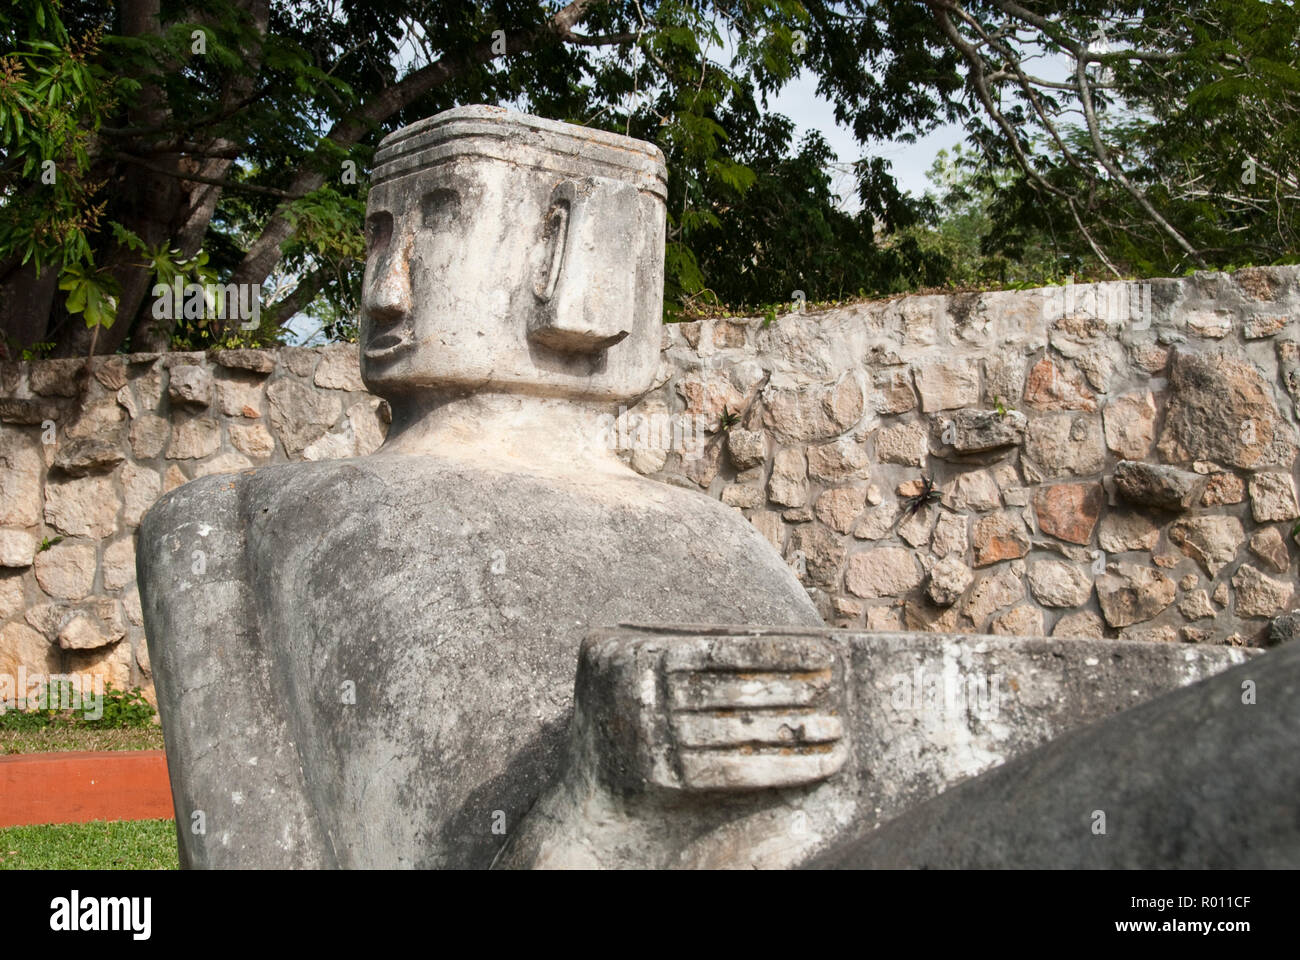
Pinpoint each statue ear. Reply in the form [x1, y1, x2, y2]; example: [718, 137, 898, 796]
[530, 177, 639, 353]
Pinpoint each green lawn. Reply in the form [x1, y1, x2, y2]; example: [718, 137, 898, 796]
[0, 727, 166, 755]
[0, 819, 179, 870]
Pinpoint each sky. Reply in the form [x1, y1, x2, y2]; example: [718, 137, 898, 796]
[767, 69, 967, 206]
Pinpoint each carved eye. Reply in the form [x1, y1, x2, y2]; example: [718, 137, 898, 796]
[421, 188, 460, 229]
[365, 212, 392, 253]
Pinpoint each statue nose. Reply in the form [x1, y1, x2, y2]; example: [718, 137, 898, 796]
[366, 238, 413, 326]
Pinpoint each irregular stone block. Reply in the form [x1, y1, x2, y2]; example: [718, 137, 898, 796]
[1051, 610, 1104, 641]
[33, 542, 96, 600]
[0, 529, 37, 568]
[972, 513, 1030, 567]
[1247, 471, 1300, 522]
[1023, 358, 1096, 411]
[1027, 559, 1092, 608]
[912, 361, 978, 412]
[1102, 391, 1156, 460]
[805, 436, 867, 481]
[875, 422, 928, 466]
[725, 428, 766, 471]
[927, 554, 973, 606]
[52, 436, 124, 476]
[1033, 482, 1102, 545]
[938, 408, 1027, 453]
[1113, 460, 1201, 510]
[767, 446, 807, 507]
[814, 488, 863, 534]
[1096, 563, 1176, 627]
[212, 348, 276, 374]
[1021, 414, 1105, 481]
[1157, 349, 1297, 468]
[168, 364, 213, 406]
[0, 426, 43, 527]
[1232, 564, 1294, 618]
[845, 547, 922, 598]
[1097, 511, 1159, 553]
[44, 474, 119, 539]
[1168, 515, 1245, 576]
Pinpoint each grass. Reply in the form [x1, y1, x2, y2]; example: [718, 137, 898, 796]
[0, 819, 179, 870]
[0, 726, 165, 755]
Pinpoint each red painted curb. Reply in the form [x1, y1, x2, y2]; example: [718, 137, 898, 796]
[0, 751, 174, 827]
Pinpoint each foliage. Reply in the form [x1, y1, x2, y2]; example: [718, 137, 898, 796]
[0, 681, 158, 730]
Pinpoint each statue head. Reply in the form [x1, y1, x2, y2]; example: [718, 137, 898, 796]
[360, 105, 667, 404]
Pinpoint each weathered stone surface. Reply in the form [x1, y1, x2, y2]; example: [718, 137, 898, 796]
[931, 510, 968, 559]
[1178, 589, 1216, 621]
[229, 422, 276, 459]
[1023, 358, 1096, 411]
[853, 504, 897, 541]
[163, 464, 188, 492]
[1157, 350, 1297, 468]
[941, 469, 1000, 512]
[875, 422, 928, 466]
[0, 528, 37, 568]
[267, 378, 343, 458]
[1096, 563, 1176, 627]
[58, 614, 118, 650]
[0, 426, 43, 527]
[0, 572, 24, 621]
[32, 542, 96, 599]
[314, 344, 367, 392]
[871, 369, 916, 414]
[135, 107, 829, 870]
[1097, 511, 1159, 553]
[897, 504, 934, 548]
[762, 374, 864, 442]
[1232, 564, 1294, 618]
[280, 346, 319, 378]
[815, 488, 864, 534]
[1201, 473, 1245, 506]
[1113, 460, 1201, 510]
[1243, 313, 1287, 339]
[990, 604, 1044, 637]
[1119, 624, 1179, 644]
[1269, 611, 1300, 647]
[0, 397, 63, 424]
[983, 353, 1026, 406]
[1213, 582, 1231, 607]
[0, 621, 58, 679]
[810, 640, 1288, 869]
[53, 436, 124, 476]
[169, 364, 212, 406]
[1168, 516, 1245, 576]
[1185, 309, 1232, 339]
[912, 361, 978, 412]
[1033, 482, 1102, 545]
[749, 511, 784, 552]
[805, 436, 868, 481]
[1249, 526, 1289, 573]
[44, 474, 119, 539]
[767, 447, 807, 507]
[30, 359, 83, 397]
[845, 547, 922, 598]
[1247, 471, 1300, 522]
[192, 452, 253, 478]
[927, 554, 972, 606]
[129, 414, 170, 458]
[1021, 414, 1105, 481]
[166, 417, 221, 460]
[67, 639, 132, 690]
[1051, 610, 1105, 641]
[725, 428, 766, 471]
[720, 484, 763, 509]
[1102, 391, 1156, 460]
[972, 513, 1030, 567]
[938, 409, 1026, 455]
[962, 566, 1024, 627]
[1027, 560, 1092, 608]
[215, 376, 264, 418]
[788, 524, 846, 587]
[212, 348, 276, 374]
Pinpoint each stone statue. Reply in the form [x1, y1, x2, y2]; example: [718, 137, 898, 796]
[137, 106, 822, 869]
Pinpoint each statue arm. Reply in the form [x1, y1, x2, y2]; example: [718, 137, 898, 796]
[137, 473, 333, 868]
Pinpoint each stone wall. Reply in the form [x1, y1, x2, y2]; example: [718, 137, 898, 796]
[3, 266, 1300, 702]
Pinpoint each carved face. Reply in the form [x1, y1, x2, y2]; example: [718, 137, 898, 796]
[360, 155, 664, 402]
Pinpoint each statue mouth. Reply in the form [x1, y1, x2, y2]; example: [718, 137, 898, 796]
[364, 328, 413, 360]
